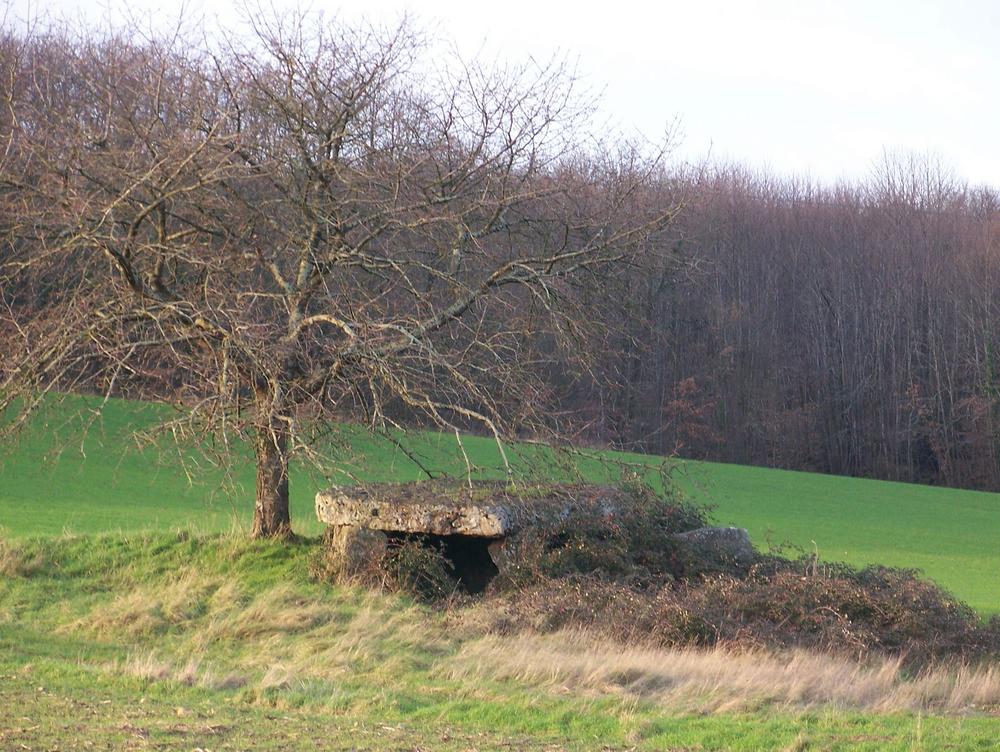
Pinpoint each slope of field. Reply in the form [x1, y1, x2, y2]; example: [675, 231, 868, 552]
[1, 395, 999, 613]
[2, 532, 999, 751]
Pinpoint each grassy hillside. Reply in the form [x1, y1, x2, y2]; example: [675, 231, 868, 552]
[2, 532, 999, 750]
[1, 394, 999, 613]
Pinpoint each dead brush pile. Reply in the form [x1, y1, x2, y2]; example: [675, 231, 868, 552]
[473, 563, 1000, 666]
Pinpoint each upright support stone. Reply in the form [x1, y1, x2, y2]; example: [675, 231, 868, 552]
[328, 525, 389, 577]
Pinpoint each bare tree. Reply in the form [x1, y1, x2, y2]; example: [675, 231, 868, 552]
[0, 14, 677, 537]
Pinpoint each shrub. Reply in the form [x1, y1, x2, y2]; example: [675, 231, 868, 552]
[383, 537, 459, 602]
[686, 562, 995, 662]
[495, 481, 707, 588]
[475, 481, 1000, 665]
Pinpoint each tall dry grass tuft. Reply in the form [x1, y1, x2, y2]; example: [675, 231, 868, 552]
[0, 538, 45, 577]
[120, 651, 201, 684]
[441, 629, 1000, 714]
[117, 650, 249, 690]
[64, 546, 448, 693]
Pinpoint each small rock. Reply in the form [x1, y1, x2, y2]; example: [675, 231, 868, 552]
[674, 526, 754, 566]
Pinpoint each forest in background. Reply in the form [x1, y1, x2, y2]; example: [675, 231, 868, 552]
[579, 154, 1000, 491]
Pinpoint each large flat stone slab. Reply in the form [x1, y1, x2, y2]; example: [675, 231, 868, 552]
[315, 481, 622, 538]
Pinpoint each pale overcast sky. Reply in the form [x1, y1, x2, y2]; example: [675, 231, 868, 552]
[8, 0, 1000, 187]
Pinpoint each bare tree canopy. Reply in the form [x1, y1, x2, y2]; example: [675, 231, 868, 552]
[0, 13, 678, 537]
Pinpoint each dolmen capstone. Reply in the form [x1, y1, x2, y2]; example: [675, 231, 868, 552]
[315, 481, 623, 592]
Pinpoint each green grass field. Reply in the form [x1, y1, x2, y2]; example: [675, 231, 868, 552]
[3, 395, 1000, 750]
[2, 394, 999, 613]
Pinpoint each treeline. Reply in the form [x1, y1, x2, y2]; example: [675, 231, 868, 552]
[574, 155, 1000, 490]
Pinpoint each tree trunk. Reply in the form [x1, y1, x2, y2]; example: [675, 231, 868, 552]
[251, 412, 293, 539]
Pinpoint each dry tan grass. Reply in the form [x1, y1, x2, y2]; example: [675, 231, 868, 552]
[64, 568, 222, 637]
[121, 652, 201, 683]
[79, 573, 446, 697]
[65, 561, 1000, 716]
[209, 584, 335, 640]
[441, 629, 1000, 714]
[0, 539, 45, 577]
[117, 650, 249, 690]
[259, 663, 300, 690]
[216, 591, 453, 687]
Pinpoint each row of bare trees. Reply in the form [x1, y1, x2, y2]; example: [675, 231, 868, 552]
[577, 157, 1000, 491]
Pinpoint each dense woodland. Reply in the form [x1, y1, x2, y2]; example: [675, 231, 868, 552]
[576, 157, 1000, 491]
